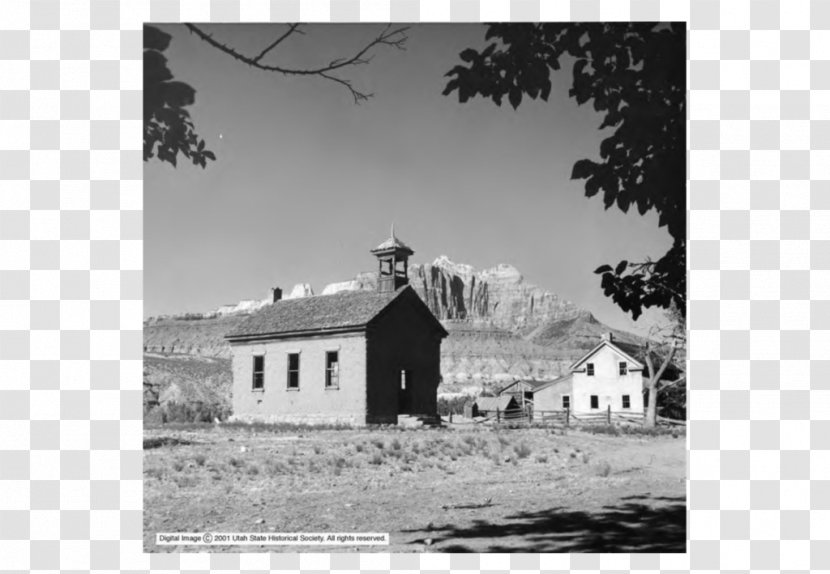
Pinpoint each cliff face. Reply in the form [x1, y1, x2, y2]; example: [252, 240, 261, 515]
[321, 255, 588, 333]
[144, 256, 642, 392]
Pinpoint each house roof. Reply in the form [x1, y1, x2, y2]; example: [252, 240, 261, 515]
[225, 286, 441, 341]
[475, 395, 518, 411]
[533, 373, 574, 392]
[569, 339, 645, 371]
[498, 379, 557, 395]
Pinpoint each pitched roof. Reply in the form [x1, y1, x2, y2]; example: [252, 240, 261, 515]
[569, 339, 645, 371]
[475, 395, 519, 412]
[226, 287, 405, 340]
[533, 374, 573, 392]
[498, 379, 557, 394]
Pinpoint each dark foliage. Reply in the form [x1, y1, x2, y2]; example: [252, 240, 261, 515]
[444, 23, 686, 320]
[144, 25, 215, 168]
[437, 395, 471, 416]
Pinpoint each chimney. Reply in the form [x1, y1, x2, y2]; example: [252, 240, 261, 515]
[601, 332, 613, 342]
[271, 287, 282, 303]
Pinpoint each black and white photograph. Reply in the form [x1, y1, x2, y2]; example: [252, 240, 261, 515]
[143, 21, 687, 553]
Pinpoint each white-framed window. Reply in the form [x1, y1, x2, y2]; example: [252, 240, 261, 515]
[586, 363, 595, 376]
[325, 351, 339, 389]
[287, 353, 300, 389]
[622, 394, 631, 409]
[562, 395, 570, 409]
[590, 395, 599, 409]
[619, 361, 627, 375]
[252, 355, 264, 390]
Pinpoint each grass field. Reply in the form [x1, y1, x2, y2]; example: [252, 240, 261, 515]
[144, 424, 686, 553]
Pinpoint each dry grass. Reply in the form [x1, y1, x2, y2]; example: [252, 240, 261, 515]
[144, 426, 685, 552]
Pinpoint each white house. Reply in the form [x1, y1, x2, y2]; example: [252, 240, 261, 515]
[533, 333, 645, 413]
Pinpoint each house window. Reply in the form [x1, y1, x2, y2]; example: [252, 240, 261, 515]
[400, 370, 408, 390]
[252, 355, 264, 390]
[586, 363, 595, 376]
[287, 353, 300, 389]
[325, 351, 339, 389]
[590, 395, 599, 409]
[619, 361, 627, 375]
[562, 395, 570, 410]
[622, 394, 631, 409]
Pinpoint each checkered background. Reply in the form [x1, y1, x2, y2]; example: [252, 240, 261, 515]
[0, 0, 825, 571]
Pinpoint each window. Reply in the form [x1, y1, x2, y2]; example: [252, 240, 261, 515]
[590, 395, 599, 409]
[325, 351, 339, 389]
[287, 353, 300, 389]
[586, 363, 595, 376]
[252, 355, 264, 390]
[400, 370, 408, 390]
[619, 361, 627, 375]
[622, 394, 631, 409]
[562, 395, 570, 410]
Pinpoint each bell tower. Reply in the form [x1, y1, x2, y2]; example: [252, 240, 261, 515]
[371, 225, 414, 293]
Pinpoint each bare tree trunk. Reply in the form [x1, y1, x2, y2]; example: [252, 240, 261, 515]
[643, 340, 677, 429]
[645, 377, 658, 427]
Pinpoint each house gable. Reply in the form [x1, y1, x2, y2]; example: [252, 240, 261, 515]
[569, 340, 644, 373]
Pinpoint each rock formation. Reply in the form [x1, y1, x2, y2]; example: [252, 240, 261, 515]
[144, 255, 643, 392]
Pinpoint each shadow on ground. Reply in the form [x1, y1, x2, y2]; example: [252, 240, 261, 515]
[405, 495, 686, 553]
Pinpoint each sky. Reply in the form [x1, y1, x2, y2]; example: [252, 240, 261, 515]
[145, 24, 675, 334]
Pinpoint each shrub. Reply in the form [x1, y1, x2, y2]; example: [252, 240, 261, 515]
[595, 461, 612, 477]
[391, 438, 402, 451]
[229, 457, 244, 468]
[514, 442, 532, 459]
[146, 467, 164, 480]
[247, 465, 260, 476]
[535, 455, 548, 463]
[193, 454, 206, 466]
[369, 453, 383, 465]
[172, 460, 185, 472]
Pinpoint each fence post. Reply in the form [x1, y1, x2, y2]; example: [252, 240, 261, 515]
[607, 404, 611, 425]
[565, 406, 570, 428]
[496, 408, 500, 423]
[449, 412, 453, 424]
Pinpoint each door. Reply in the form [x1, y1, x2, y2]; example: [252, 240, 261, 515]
[398, 369, 411, 414]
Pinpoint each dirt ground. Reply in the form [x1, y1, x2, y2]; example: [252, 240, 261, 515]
[144, 424, 686, 553]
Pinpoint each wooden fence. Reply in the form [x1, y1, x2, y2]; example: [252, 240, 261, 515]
[479, 405, 686, 428]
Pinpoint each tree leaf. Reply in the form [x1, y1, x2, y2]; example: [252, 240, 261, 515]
[459, 48, 478, 63]
[570, 158, 596, 180]
[615, 260, 628, 275]
[594, 264, 613, 274]
[508, 87, 522, 109]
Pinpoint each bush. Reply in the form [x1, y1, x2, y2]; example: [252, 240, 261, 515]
[595, 461, 612, 477]
[513, 442, 532, 459]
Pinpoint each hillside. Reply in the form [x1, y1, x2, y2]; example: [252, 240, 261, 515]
[144, 256, 644, 414]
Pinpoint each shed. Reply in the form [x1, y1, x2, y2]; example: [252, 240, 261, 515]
[472, 395, 521, 417]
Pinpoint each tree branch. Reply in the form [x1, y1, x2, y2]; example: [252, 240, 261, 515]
[184, 23, 409, 103]
[252, 23, 304, 63]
